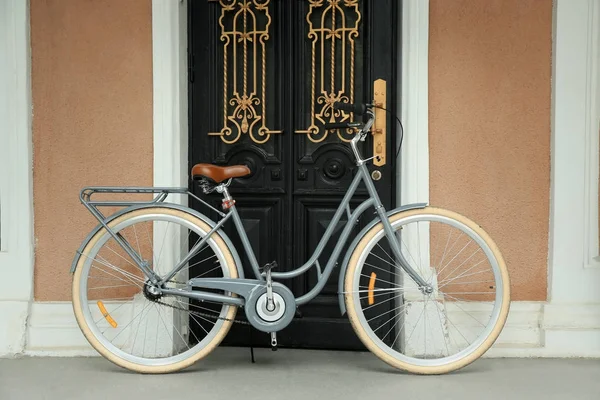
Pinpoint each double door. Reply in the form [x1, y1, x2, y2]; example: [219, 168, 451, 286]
[188, 0, 399, 349]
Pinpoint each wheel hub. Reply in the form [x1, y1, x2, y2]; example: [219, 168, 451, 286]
[143, 281, 163, 302]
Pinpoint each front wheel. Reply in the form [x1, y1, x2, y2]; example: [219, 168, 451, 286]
[344, 207, 510, 374]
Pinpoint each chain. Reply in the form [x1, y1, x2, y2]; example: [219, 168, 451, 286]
[154, 280, 251, 326]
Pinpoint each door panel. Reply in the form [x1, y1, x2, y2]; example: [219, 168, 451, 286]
[189, 0, 398, 350]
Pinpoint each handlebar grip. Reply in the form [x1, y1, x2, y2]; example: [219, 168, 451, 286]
[334, 102, 368, 115]
[323, 122, 352, 130]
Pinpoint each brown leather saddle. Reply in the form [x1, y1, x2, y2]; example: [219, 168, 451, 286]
[191, 163, 251, 183]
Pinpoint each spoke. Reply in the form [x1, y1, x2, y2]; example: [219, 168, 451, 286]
[86, 253, 145, 285]
[438, 267, 490, 288]
[363, 292, 404, 311]
[441, 291, 495, 295]
[189, 311, 210, 336]
[438, 247, 483, 287]
[144, 222, 159, 270]
[104, 300, 151, 339]
[402, 302, 426, 347]
[359, 289, 410, 301]
[417, 221, 423, 271]
[155, 222, 171, 275]
[104, 244, 139, 270]
[360, 274, 406, 289]
[367, 299, 408, 322]
[436, 225, 454, 270]
[363, 261, 403, 279]
[439, 279, 495, 287]
[93, 255, 145, 285]
[89, 284, 137, 290]
[174, 251, 215, 278]
[88, 266, 142, 288]
[446, 299, 486, 328]
[434, 301, 450, 357]
[132, 224, 142, 261]
[93, 299, 132, 326]
[143, 301, 150, 358]
[436, 239, 473, 277]
[445, 312, 471, 346]
[88, 274, 139, 284]
[437, 230, 465, 272]
[178, 229, 194, 260]
[373, 308, 401, 334]
[437, 258, 489, 290]
[190, 257, 221, 277]
[168, 310, 191, 353]
[375, 242, 397, 264]
[342, 287, 404, 295]
[131, 301, 153, 354]
[154, 303, 176, 356]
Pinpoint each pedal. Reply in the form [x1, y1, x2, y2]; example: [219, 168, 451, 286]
[270, 332, 278, 351]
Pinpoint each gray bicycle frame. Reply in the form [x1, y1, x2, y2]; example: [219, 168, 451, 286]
[77, 111, 429, 308]
[190, 162, 428, 307]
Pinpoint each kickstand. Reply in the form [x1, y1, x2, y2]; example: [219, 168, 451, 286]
[249, 325, 256, 363]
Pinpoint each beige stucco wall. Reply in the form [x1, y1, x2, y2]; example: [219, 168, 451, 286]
[31, 0, 153, 301]
[429, 0, 552, 300]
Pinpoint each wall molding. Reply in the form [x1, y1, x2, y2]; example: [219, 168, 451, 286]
[0, 0, 34, 357]
[398, 0, 429, 206]
[583, 0, 600, 269]
[24, 301, 600, 358]
[549, 0, 600, 302]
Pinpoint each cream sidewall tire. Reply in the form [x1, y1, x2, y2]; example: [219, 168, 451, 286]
[344, 207, 511, 375]
[72, 208, 238, 374]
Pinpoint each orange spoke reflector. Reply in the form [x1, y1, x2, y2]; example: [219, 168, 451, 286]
[368, 272, 377, 305]
[97, 301, 118, 328]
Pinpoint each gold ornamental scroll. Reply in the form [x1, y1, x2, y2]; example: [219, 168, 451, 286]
[208, 0, 281, 144]
[295, 0, 361, 143]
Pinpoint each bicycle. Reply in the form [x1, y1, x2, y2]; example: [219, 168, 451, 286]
[70, 102, 510, 375]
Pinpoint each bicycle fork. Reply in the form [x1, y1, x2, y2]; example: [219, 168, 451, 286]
[376, 207, 431, 293]
[359, 164, 431, 293]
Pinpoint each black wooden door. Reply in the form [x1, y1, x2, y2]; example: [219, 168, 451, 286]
[188, 0, 398, 350]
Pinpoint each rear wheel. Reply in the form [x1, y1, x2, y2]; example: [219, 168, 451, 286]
[72, 207, 238, 373]
[344, 207, 510, 374]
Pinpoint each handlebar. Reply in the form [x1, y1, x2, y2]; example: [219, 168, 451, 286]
[323, 102, 373, 131]
[321, 102, 376, 165]
[333, 102, 368, 115]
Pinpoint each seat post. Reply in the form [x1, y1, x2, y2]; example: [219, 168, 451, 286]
[216, 182, 235, 210]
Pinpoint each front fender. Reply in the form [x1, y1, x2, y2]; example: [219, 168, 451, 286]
[70, 203, 245, 279]
[337, 203, 427, 315]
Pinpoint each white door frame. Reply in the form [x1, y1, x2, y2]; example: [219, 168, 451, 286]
[549, 0, 600, 303]
[151, 0, 430, 207]
[0, 0, 34, 357]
